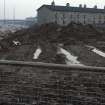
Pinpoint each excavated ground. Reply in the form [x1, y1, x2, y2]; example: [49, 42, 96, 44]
[0, 23, 105, 66]
[0, 23, 105, 104]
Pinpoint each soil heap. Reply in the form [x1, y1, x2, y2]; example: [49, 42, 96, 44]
[0, 23, 105, 66]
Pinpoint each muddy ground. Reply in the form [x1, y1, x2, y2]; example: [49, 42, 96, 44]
[0, 23, 105, 104]
[0, 23, 105, 66]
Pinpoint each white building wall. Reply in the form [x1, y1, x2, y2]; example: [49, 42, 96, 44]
[38, 7, 105, 26]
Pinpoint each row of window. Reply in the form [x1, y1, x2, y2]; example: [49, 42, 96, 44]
[54, 13, 105, 24]
[55, 13, 105, 19]
[55, 19, 105, 25]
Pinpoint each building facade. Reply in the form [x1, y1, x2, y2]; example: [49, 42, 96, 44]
[37, 2, 105, 26]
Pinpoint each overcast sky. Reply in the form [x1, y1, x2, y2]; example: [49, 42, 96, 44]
[0, 0, 105, 20]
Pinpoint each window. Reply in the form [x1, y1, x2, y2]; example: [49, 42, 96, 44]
[104, 16, 105, 23]
[98, 15, 101, 24]
[77, 14, 80, 23]
[55, 13, 57, 24]
[70, 14, 72, 20]
[83, 15, 86, 24]
[93, 16, 95, 24]
[63, 13, 65, 25]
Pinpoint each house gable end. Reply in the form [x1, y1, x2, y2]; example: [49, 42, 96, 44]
[37, 5, 52, 11]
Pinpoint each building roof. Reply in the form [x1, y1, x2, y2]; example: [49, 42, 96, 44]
[37, 5, 105, 13]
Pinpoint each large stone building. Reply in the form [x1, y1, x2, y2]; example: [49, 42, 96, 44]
[37, 1, 105, 26]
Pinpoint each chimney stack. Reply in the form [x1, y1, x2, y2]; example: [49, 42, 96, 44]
[79, 4, 82, 8]
[84, 4, 87, 8]
[94, 5, 97, 9]
[51, 1, 55, 6]
[66, 3, 70, 7]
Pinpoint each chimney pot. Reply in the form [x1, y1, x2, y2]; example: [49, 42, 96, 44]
[51, 1, 55, 6]
[84, 4, 87, 8]
[66, 3, 70, 7]
[79, 4, 82, 8]
[94, 5, 97, 9]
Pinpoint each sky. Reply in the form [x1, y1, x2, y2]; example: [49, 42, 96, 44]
[0, 0, 105, 20]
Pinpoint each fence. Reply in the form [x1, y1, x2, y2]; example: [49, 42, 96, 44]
[0, 60, 105, 105]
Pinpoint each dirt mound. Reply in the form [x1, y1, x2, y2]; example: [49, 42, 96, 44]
[0, 23, 105, 66]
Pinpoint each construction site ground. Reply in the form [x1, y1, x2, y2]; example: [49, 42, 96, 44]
[0, 23, 105, 104]
[0, 23, 105, 66]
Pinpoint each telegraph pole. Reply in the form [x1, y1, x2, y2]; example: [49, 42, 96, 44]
[4, 0, 6, 24]
[13, 7, 15, 24]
